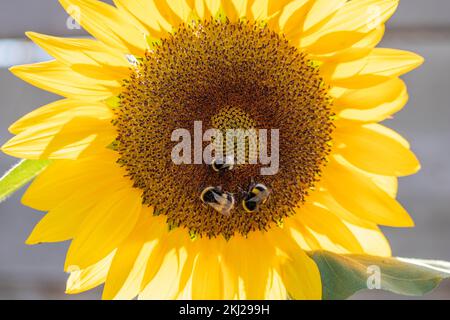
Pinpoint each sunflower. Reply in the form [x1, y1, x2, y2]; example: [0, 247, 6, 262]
[1, 0, 423, 300]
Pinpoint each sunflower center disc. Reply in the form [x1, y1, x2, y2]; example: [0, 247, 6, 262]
[211, 106, 258, 166]
[115, 18, 334, 239]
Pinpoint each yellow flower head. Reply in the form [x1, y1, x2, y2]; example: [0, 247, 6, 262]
[2, 0, 423, 300]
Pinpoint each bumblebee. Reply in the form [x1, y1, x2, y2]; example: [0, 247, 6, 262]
[211, 156, 235, 173]
[242, 183, 270, 213]
[200, 186, 235, 216]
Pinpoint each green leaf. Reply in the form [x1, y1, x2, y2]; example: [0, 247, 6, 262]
[308, 251, 450, 300]
[0, 159, 51, 203]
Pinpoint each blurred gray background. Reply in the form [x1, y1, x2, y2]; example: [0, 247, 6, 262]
[0, 0, 449, 300]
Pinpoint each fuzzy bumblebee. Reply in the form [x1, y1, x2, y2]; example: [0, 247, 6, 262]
[242, 183, 270, 213]
[200, 187, 235, 217]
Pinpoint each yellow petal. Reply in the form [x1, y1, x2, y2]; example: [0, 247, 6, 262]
[331, 74, 389, 89]
[59, 0, 148, 56]
[305, 191, 392, 257]
[221, 0, 240, 21]
[140, 229, 193, 299]
[324, 157, 414, 227]
[2, 116, 116, 160]
[368, 123, 411, 148]
[191, 243, 224, 299]
[152, 0, 189, 27]
[26, 173, 128, 244]
[250, 0, 269, 20]
[65, 187, 142, 270]
[22, 151, 120, 210]
[139, 246, 186, 299]
[335, 124, 420, 176]
[303, 0, 347, 31]
[192, 0, 206, 19]
[311, 191, 376, 228]
[113, 0, 172, 35]
[103, 210, 166, 300]
[331, 50, 422, 85]
[323, 52, 370, 80]
[9, 99, 113, 135]
[107, 241, 157, 300]
[287, 220, 321, 251]
[268, 0, 296, 17]
[69, 63, 130, 81]
[204, 0, 222, 17]
[329, 160, 399, 197]
[26, 32, 129, 69]
[360, 48, 424, 77]
[165, 0, 195, 22]
[250, 0, 297, 34]
[224, 233, 274, 299]
[371, 175, 398, 198]
[178, 246, 200, 298]
[344, 222, 392, 257]
[279, 0, 311, 44]
[305, 9, 387, 56]
[305, 229, 347, 254]
[295, 205, 364, 253]
[268, 229, 322, 300]
[266, 270, 288, 300]
[301, 0, 399, 46]
[10, 61, 120, 100]
[334, 78, 406, 111]
[278, 252, 321, 300]
[338, 86, 409, 122]
[306, 31, 368, 56]
[307, 25, 385, 70]
[310, 26, 385, 63]
[66, 253, 114, 294]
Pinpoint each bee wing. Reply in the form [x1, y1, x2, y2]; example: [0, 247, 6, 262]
[210, 192, 234, 216]
[248, 190, 270, 204]
[213, 193, 227, 205]
[207, 201, 233, 216]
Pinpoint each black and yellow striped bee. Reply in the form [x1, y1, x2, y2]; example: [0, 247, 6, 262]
[242, 183, 270, 213]
[200, 186, 235, 217]
[211, 156, 235, 173]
